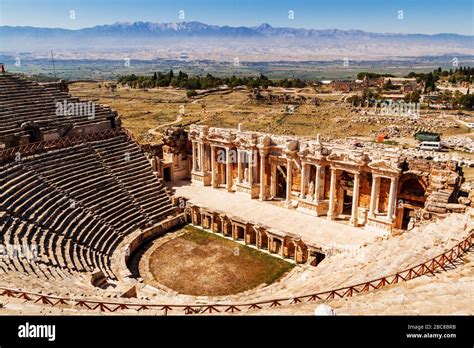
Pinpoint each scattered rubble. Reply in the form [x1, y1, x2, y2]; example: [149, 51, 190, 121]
[442, 136, 474, 153]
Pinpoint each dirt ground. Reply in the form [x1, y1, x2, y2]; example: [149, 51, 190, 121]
[147, 225, 294, 296]
[69, 82, 472, 145]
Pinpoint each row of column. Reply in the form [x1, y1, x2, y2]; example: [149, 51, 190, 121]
[209, 145, 259, 191]
[193, 141, 268, 199]
[326, 169, 361, 226]
[198, 143, 399, 225]
[236, 150, 256, 185]
[207, 145, 232, 190]
[368, 174, 398, 220]
[326, 168, 398, 225]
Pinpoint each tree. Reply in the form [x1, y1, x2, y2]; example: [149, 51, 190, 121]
[457, 94, 474, 110]
[383, 79, 396, 91]
[347, 94, 363, 106]
[424, 72, 436, 92]
[361, 88, 379, 103]
[404, 90, 421, 103]
[186, 89, 198, 98]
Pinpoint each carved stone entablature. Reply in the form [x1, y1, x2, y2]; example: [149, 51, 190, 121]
[188, 124, 209, 141]
[327, 151, 368, 172]
[368, 159, 402, 177]
[234, 132, 259, 149]
[266, 227, 286, 238]
[207, 127, 236, 146]
[270, 137, 299, 153]
[257, 135, 272, 150]
[298, 141, 331, 160]
[188, 124, 201, 139]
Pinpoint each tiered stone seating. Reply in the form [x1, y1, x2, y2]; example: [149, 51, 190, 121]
[0, 163, 118, 277]
[0, 73, 116, 140]
[27, 144, 148, 235]
[0, 135, 177, 291]
[90, 136, 175, 222]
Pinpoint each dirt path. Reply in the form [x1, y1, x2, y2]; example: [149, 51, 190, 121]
[148, 113, 183, 135]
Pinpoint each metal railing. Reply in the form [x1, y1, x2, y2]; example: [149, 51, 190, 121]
[0, 127, 160, 163]
[0, 129, 123, 162]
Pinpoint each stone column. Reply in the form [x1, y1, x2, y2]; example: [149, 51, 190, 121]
[226, 147, 232, 191]
[286, 158, 293, 206]
[253, 150, 258, 183]
[314, 164, 321, 202]
[375, 178, 381, 214]
[300, 162, 306, 198]
[211, 145, 217, 188]
[350, 172, 360, 226]
[369, 175, 379, 217]
[232, 223, 237, 240]
[201, 143, 207, 172]
[327, 168, 337, 220]
[237, 150, 242, 183]
[197, 142, 202, 171]
[387, 177, 398, 221]
[259, 151, 266, 201]
[191, 141, 196, 172]
[248, 151, 253, 185]
[270, 163, 277, 197]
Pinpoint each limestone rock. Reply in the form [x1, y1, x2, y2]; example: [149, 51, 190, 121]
[446, 204, 467, 213]
[458, 197, 471, 206]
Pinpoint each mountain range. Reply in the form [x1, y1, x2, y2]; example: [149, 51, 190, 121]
[1, 21, 472, 60]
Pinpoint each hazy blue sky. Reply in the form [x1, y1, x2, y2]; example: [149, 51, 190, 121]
[1, 0, 473, 35]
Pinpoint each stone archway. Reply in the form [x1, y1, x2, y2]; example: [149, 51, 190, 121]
[399, 175, 427, 199]
[397, 174, 428, 230]
[21, 121, 41, 143]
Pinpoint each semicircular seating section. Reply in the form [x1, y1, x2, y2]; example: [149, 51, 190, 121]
[0, 135, 176, 290]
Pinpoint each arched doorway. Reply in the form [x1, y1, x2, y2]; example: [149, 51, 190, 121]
[21, 122, 41, 143]
[397, 175, 427, 230]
